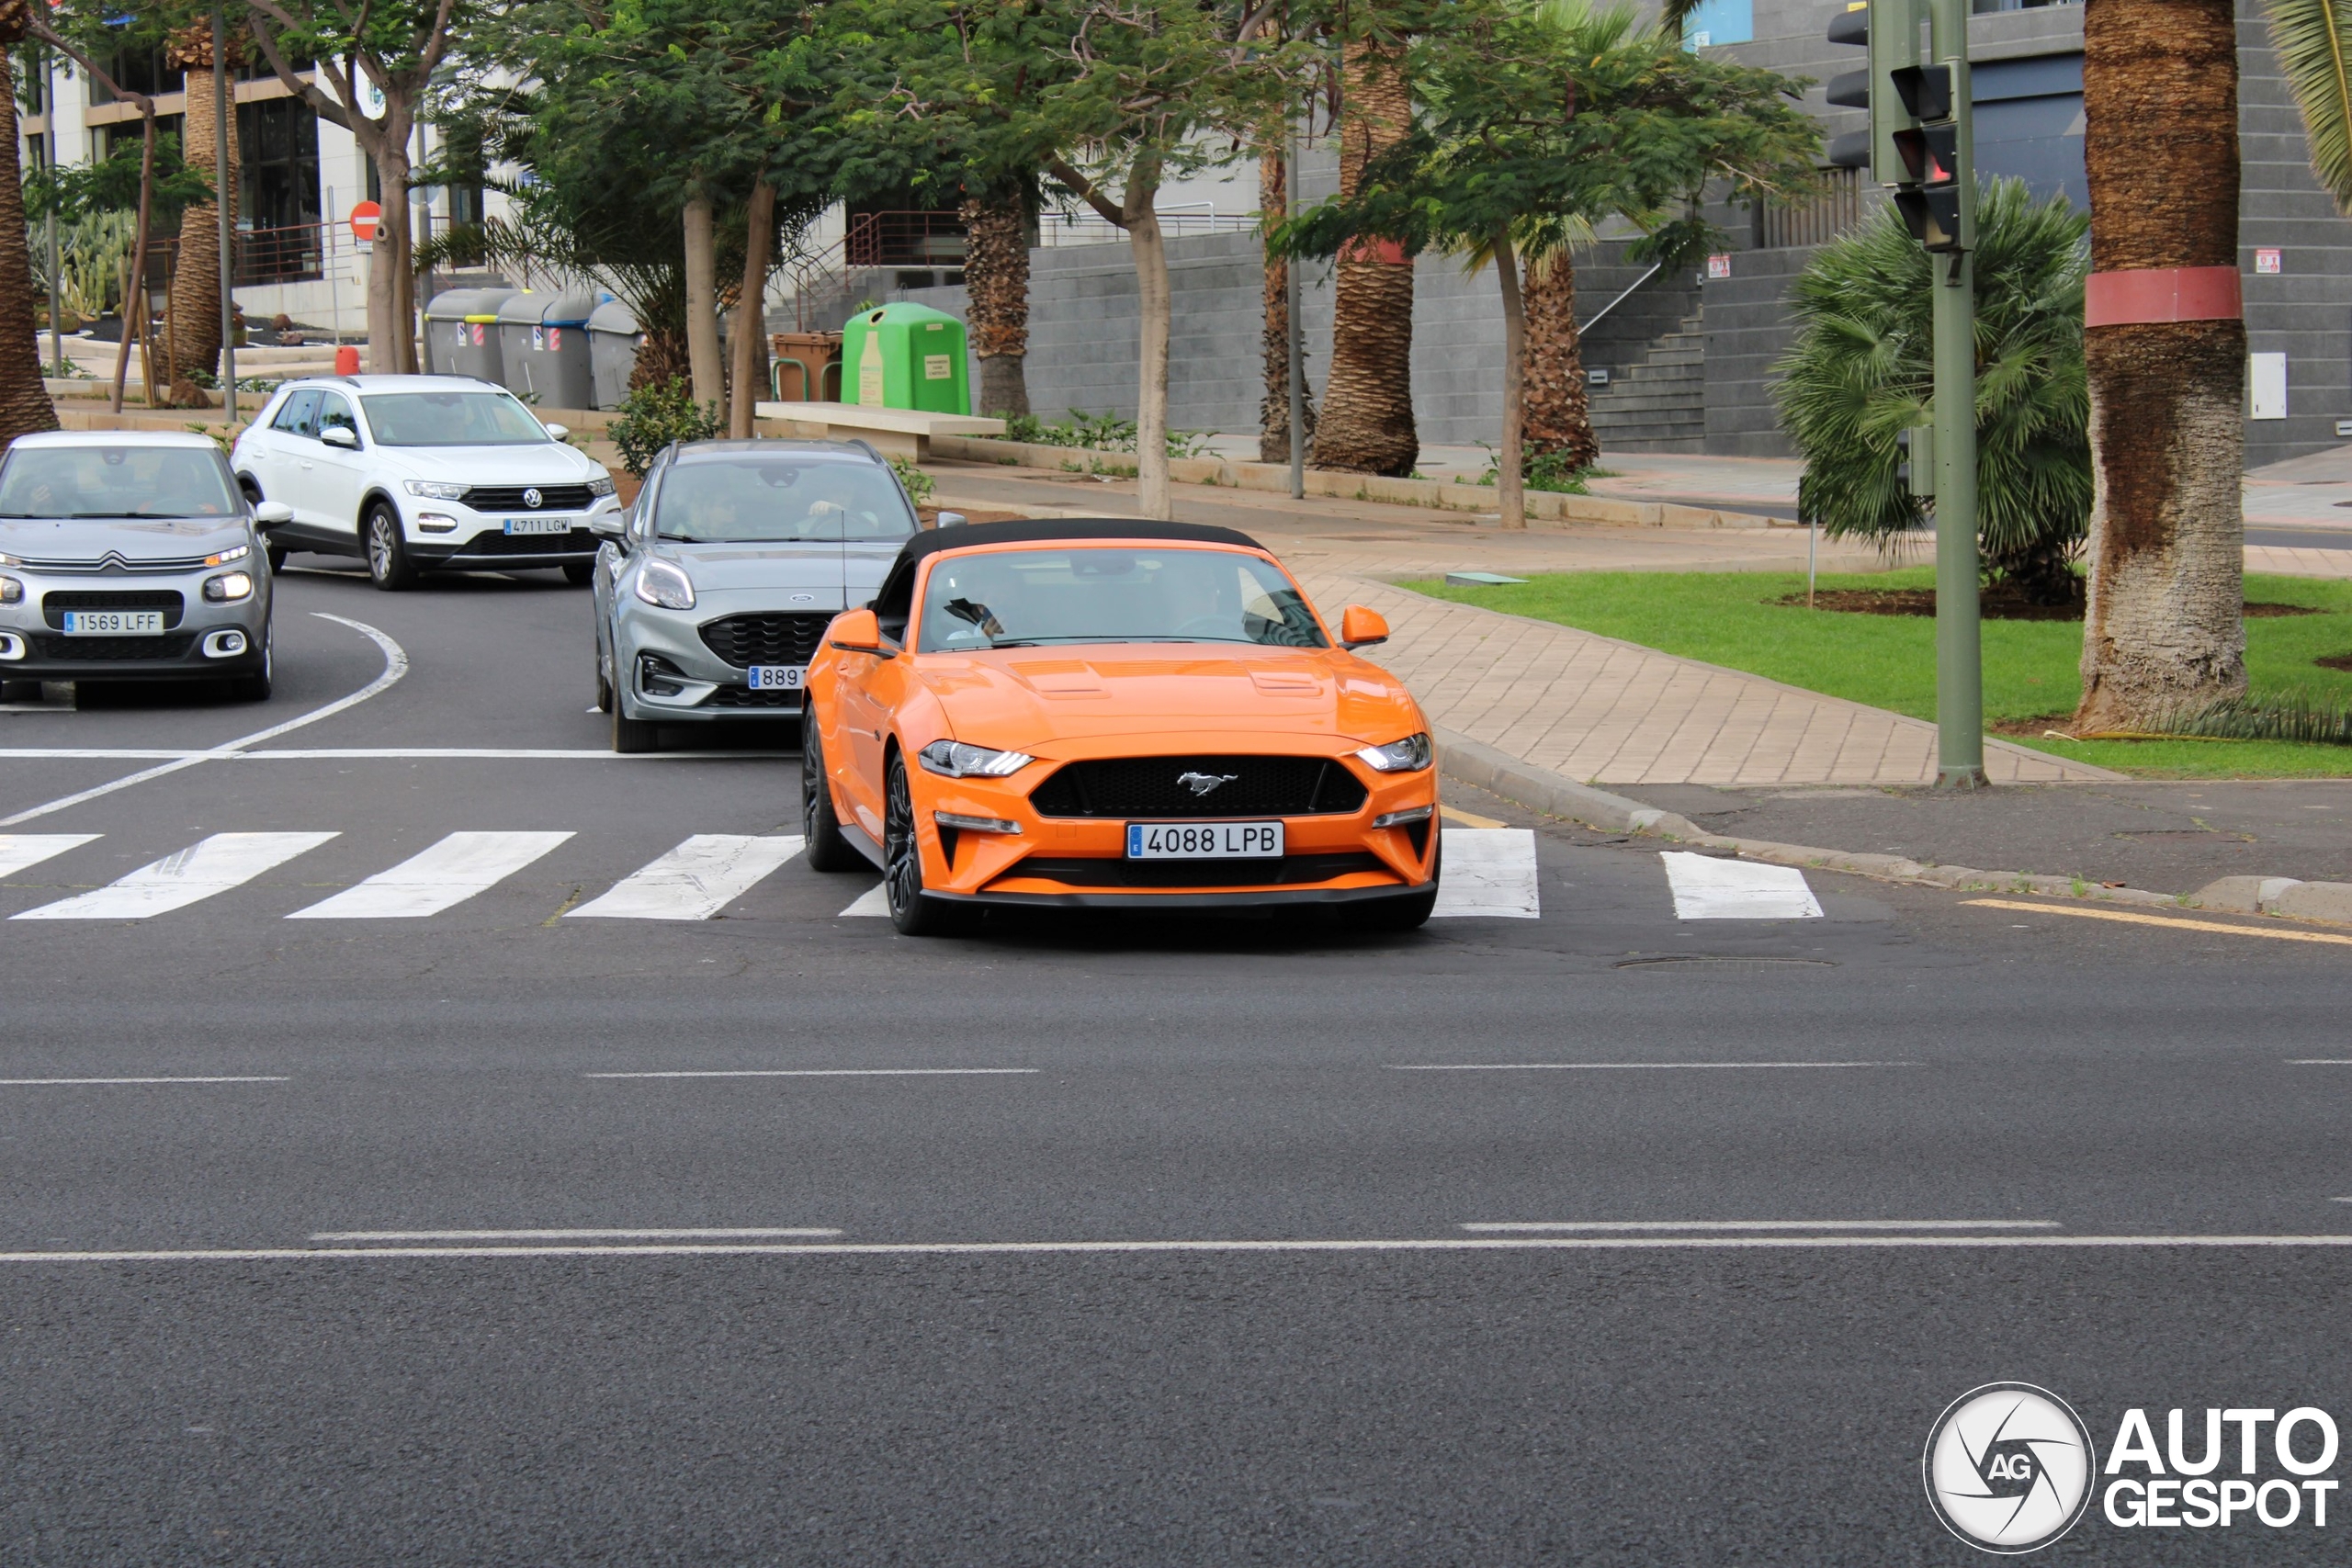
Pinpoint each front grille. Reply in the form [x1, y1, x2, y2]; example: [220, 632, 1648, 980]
[460, 484, 597, 513]
[32, 633, 196, 660]
[702, 684, 804, 709]
[995, 852, 1388, 889]
[1027, 755, 1368, 818]
[15, 552, 215, 575]
[41, 590, 186, 630]
[697, 613, 832, 669]
[448, 528, 596, 558]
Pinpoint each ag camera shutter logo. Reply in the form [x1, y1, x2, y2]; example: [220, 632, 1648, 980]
[1923, 1383, 2097, 1553]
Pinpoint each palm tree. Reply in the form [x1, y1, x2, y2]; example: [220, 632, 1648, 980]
[2074, 0, 2246, 730]
[962, 179, 1033, 418]
[0, 0, 60, 443]
[1257, 143, 1316, 462]
[1776, 178, 2092, 603]
[1309, 35, 1418, 476]
[163, 21, 235, 408]
[2265, 0, 2352, 206]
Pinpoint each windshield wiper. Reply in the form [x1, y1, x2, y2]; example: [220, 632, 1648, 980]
[62, 511, 196, 519]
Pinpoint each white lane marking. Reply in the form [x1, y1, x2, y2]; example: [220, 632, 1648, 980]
[1389, 1060, 1917, 1071]
[587, 1068, 1039, 1078]
[2290, 1060, 2352, 1065]
[1662, 852, 1824, 919]
[309, 1228, 842, 1242]
[0, 749, 787, 761]
[10, 1235, 2352, 1265]
[1462, 1220, 2061, 1233]
[567, 834, 805, 920]
[287, 831, 574, 919]
[0, 834, 100, 879]
[0, 1076, 288, 1086]
[1431, 828, 1540, 918]
[839, 884, 890, 917]
[11, 832, 339, 920]
[0, 614, 408, 827]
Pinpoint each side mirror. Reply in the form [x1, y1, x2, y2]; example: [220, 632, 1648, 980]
[827, 606, 894, 656]
[543, 423, 570, 441]
[1338, 605, 1390, 649]
[934, 511, 967, 529]
[588, 508, 628, 541]
[253, 501, 295, 532]
[320, 425, 359, 450]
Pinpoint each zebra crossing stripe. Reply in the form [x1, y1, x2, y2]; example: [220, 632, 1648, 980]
[12, 832, 339, 920]
[0, 834, 100, 881]
[839, 885, 890, 918]
[1661, 852, 1823, 919]
[287, 831, 576, 919]
[1432, 829, 1541, 919]
[566, 834, 806, 921]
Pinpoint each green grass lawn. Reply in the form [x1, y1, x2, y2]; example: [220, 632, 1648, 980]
[1406, 567, 2352, 777]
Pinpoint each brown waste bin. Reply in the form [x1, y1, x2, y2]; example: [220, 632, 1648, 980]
[770, 332, 844, 402]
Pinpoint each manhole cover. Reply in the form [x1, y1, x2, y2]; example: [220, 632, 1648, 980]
[1614, 955, 1838, 970]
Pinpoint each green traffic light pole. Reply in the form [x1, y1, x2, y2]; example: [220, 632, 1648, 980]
[1928, 0, 1984, 788]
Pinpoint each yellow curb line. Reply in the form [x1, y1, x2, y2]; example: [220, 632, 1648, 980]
[1441, 805, 1508, 829]
[1963, 898, 2352, 948]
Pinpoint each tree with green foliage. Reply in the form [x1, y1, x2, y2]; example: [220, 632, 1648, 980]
[0, 0, 56, 443]
[1774, 178, 2092, 605]
[1280, 0, 1815, 526]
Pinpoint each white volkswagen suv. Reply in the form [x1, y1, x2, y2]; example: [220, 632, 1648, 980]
[231, 374, 620, 590]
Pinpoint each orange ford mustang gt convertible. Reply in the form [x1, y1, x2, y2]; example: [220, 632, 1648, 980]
[798, 519, 1441, 935]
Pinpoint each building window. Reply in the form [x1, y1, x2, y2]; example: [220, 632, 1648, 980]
[91, 50, 182, 104]
[237, 97, 322, 281]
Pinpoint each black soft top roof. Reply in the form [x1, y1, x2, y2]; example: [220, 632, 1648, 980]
[889, 517, 1264, 572]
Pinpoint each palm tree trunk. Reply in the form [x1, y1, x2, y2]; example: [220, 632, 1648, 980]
[0, 19, 59, 444]
[683, 193, 725, 412]
[729, 178, 776, 439]
[165, 26, 235, 405]
[2075, 0, 2246, 731]
[963, 185, 1031, 418]
[1492, 228, 1527, 531]
[1523, 249, 1598, 469]
[1258, 145, 1316, 463]
[1309, 38, 1417, 477]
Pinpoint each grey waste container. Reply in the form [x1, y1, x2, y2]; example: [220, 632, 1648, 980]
[586, 299, 642, 410]
[496, 289, 598, 410]
[424, 287, 518, 380]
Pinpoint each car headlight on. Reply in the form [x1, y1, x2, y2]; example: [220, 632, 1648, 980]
[204, 543, 250, 567]
[1353, 732, 1432, 773]
[404, 479, 469, 501]
[586, 474, 617, 498]
[0, 575, 21, 604]
[633, 558, 696, 610]
[918, 739, 1035, 779]
[203, 570, 254, 603]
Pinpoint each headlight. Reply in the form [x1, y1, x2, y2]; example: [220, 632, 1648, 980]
[633, 558, 696, 610]
[0, 549, 21, 566]
[918, 739, 1035, 778]
[586, 474, 617, 498]
[0, 575, 20, 604]
[203, 570, 254, 603]
[1353, 732, 1432, 773]
[204, 543, 249, 566]
[404, 479, 469, 501]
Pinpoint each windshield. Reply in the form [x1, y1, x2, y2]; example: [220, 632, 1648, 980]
[360, 391, 549, 446]
[654, 458, 915, 544]
[917, 547, 1327, 651]
[0, 445, 241, 519]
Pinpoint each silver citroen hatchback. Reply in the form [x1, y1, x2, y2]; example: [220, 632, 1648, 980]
[0, 432, 285, 700]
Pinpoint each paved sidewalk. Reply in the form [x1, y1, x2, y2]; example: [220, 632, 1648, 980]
[933, 460, 2109, 787]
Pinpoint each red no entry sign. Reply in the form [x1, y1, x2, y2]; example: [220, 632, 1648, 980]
[349, 201, 382, 243]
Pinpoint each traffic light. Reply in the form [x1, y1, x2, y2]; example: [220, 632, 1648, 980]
[1820, 0, 1927, 184]
[1896, 421, 1936, 499]
[1890, 63, 1966, 253]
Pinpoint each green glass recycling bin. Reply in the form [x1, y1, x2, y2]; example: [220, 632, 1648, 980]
[839, 302, 969, 415]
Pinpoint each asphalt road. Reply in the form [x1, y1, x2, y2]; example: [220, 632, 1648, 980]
[3, 562, 2349, 1565]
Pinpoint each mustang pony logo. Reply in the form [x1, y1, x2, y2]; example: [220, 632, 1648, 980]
[1177, 771, 1239, 796]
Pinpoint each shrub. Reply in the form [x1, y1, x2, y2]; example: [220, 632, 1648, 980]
[607, 378, 722, 478]
[889, 454, 936, 506]
[1774, 177, 2091, 604]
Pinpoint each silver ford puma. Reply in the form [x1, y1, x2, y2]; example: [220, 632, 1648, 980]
[591, 439, 949, 752]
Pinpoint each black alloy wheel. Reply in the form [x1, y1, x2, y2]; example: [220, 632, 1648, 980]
[364, 503, 417, 591]
[800, 715, 865, 872]
[227, 624, 273, 703]
[883, 753, 963, 935]
[593, 637, 613, 714]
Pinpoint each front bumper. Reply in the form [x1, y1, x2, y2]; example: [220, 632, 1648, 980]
[405, 495, 622, 570]
[1, 578, 270, 682]
[616, 596, 831, 724]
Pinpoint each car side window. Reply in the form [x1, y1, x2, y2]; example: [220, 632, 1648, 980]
[872, 562, 915, 644]
[272, 389, 321, 437]
[317, 393, 360, 445]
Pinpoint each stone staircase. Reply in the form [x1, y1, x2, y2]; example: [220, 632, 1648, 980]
[1586, 303, 1706, 453]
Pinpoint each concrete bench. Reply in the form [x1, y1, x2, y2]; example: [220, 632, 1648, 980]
[752, 401, 1004, 460]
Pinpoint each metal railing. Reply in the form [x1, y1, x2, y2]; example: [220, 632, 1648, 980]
[1752, 167, 1867, 251]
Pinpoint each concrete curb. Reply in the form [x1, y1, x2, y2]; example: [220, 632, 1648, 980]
[1432, 726, 2352, 923]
